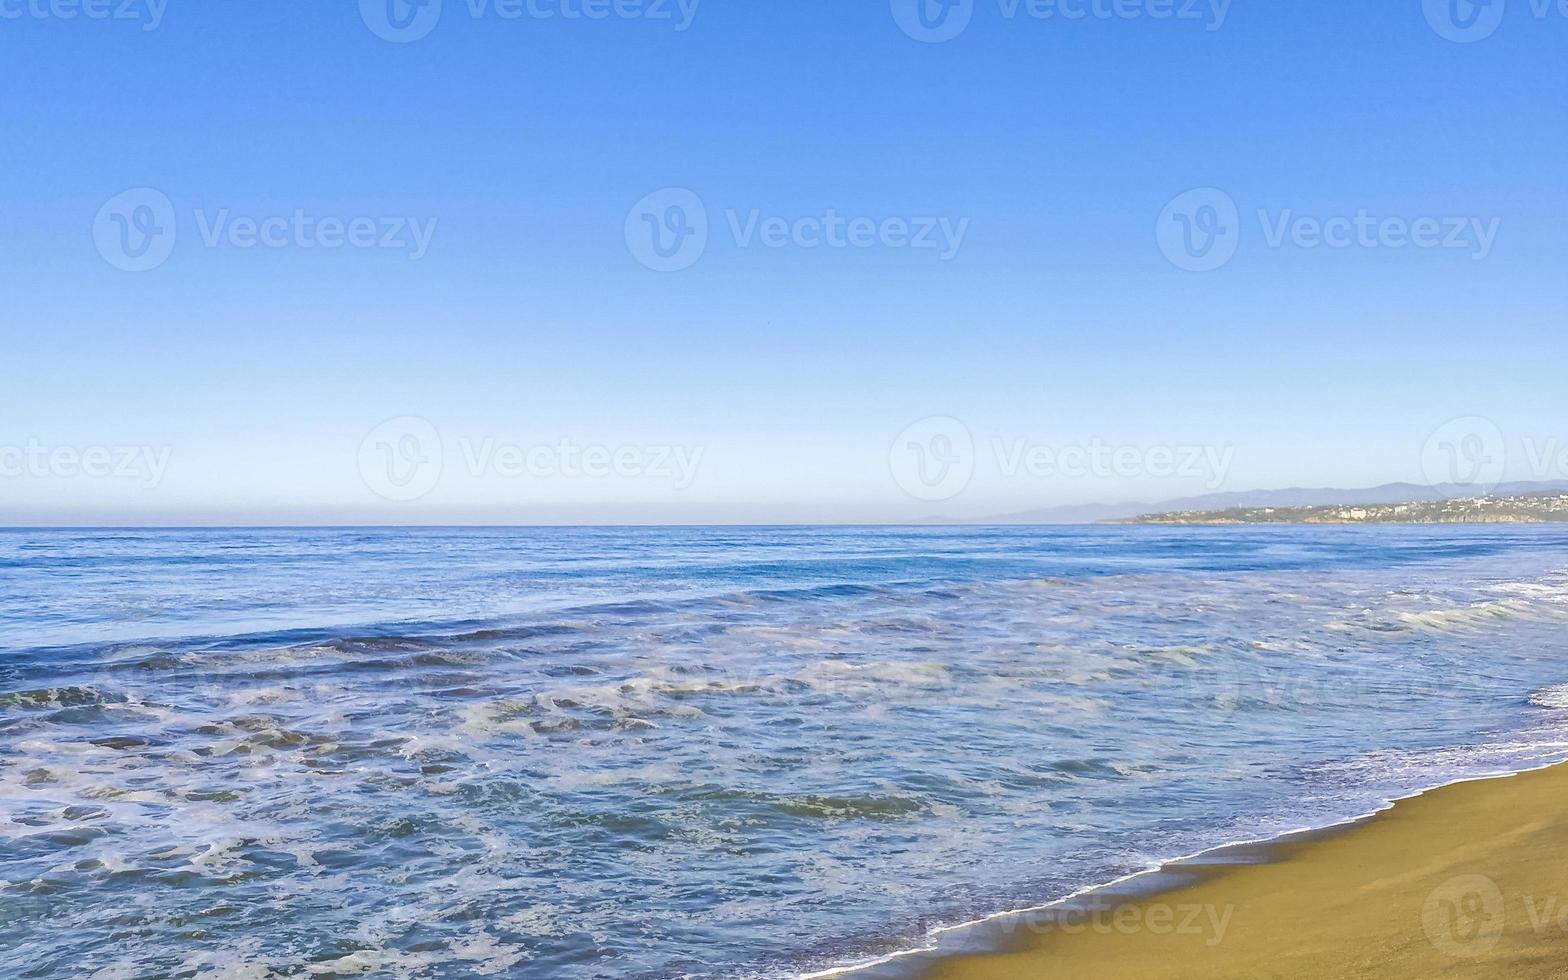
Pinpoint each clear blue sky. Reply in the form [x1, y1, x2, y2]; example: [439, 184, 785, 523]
[2, 1, 1565, 524]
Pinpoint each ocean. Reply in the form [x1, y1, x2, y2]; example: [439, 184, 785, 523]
[3, 525, 1568, 978]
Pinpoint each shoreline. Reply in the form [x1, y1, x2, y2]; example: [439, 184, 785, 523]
[803, 758, 1568, 979]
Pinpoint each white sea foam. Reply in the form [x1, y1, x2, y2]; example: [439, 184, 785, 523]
[1394, 598, 1538, 631]
[1529, 684, 1568, 710]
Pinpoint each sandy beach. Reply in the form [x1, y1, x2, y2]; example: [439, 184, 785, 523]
[919, 762, 1568, 979]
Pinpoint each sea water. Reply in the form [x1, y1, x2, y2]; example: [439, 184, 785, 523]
[3, 525, 1567, 977]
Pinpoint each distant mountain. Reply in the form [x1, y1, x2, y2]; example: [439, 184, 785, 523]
[984, 480, 1568, 525]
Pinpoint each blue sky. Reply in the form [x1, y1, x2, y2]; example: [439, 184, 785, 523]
[2, 0, 1565, 524]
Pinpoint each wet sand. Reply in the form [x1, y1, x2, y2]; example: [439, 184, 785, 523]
[917, 763, 1568, 979]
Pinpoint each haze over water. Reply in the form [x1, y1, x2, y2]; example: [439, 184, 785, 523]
[4, 526, 1568, 977]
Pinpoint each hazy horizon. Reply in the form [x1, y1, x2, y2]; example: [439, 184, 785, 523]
[8, 474, 1568, 528]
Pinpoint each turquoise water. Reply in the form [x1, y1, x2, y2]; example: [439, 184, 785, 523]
[3, 526, 1568, 977]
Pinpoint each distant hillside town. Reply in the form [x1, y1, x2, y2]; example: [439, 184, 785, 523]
[1120, 492, 1568, 525]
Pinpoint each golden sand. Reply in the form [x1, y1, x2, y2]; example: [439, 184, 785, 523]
[918, 763, 1568, 979]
